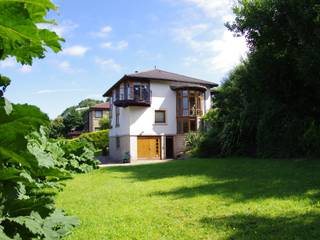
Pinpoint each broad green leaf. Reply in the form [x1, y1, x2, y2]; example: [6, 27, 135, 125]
[43, 209, 80, 239]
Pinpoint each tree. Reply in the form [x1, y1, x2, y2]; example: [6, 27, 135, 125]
[63, 108, 84, 133]
[199, 0, 320, 158]
[99, 116, 110, 130]
[49, 116, 65, 138]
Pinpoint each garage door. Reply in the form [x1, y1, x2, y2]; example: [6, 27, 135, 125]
[137, 137, 161, 160]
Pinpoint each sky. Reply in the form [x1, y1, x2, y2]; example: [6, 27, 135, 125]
[3, 0, 248, 119]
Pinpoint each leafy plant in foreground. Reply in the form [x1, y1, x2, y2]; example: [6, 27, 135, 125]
[0, 122, 79, 239]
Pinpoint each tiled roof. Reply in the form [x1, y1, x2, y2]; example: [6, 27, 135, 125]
[103, 69, 218, 96]
[127, 69, 217, 86]
[91, 102, 110, 110]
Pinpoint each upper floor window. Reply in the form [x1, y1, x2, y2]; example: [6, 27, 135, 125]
[155, 110, 166, 124]
[115, 107, 120, 127]
[95, 110, 103, 118]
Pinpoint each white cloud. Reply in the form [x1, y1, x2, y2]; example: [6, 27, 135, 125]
[179, 0, 235, 20]
[0, 58, 16, 68]
[58, 61, 73, 72]
[203, 30, 247, 72]
[62, 45, 89, 56]
[95, 57, 121, 72]
[174, 24, 247, 73]
[100, 40, 128, 50]
[92, 25, 113, 38]
[35, 89, 86, 95]
[101, 26, 112, 33]
[38, 20, 78, 37]
[20, 65, 32, 73]
[173, 24, 209, 43]
[100, 42, 112, 48]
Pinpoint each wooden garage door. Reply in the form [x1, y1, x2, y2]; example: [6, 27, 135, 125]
[137, 137, 161, 160]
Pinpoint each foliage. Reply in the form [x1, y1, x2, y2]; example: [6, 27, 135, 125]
[0, 105, 79, 239]
[185, 131, 203, 156]
[0, 0, 63, 65]
[57, 158, 320, 239]
[49, 99, 105, 138]
[48, 116, 65, 138]
[99, 116, 110, 130]
[77, 130, 109, 155]
[58, 139, 100, 173]
[62, 108, 84, 134]
[198, 0, 320, 158]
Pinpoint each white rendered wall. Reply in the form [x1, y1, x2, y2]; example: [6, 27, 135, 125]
[129, 81, 177, 136]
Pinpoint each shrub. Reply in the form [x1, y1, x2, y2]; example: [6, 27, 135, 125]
[185, 131, 203, 156]
[77, 130, 109, 155]
[0, 105, 79, 239]
[59, 139, 100, 173]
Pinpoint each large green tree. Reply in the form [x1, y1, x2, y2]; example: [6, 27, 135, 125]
[199, 0, 320, 158]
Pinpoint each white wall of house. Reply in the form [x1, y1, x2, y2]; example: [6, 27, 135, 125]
[109, 80, 212, 138]
[129, 81, 177, 136]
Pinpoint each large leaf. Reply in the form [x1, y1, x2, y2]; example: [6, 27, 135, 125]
[43, 209, 80, 240]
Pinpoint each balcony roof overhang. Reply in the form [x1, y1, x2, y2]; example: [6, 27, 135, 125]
[170, 84, 208, 92]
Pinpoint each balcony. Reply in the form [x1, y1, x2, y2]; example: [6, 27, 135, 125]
[113, 85, 151, 107]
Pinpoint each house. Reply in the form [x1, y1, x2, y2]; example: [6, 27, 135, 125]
[86, 102, 110, 132]
[103, 69, 218, 162]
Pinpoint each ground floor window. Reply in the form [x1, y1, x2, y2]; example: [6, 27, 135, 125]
[116, 137, 120, 149]
[177, 117, 197, 134]
[155, 110, 166, 124]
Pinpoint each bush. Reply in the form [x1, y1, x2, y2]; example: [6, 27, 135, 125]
[77, 130, 109, 155]
[303, 121, 320, 157]
[59, 139, 100, 173]
[185, 131, 203, 156]
[0, 105, 79, 239]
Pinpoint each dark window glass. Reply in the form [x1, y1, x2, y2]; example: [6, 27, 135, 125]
[155, 110, 166, 123]
[116, 137, 120, 149]
[183, 118, 189, 133]
[177, 119, 182, 134]
[116, 107, 120, 127]
[95, 110, 103, 118]
[190, 119, 197, 131]
[134, 85, 140, 99]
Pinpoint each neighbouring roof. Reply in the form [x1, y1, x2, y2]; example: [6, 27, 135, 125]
[90, 102, 110, 110]
[103, 69, 218, 97]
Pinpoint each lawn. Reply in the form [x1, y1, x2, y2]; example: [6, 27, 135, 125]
[56, 158, 320, 240]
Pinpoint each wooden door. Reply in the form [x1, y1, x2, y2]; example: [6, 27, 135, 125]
[137, 137, 161, 159]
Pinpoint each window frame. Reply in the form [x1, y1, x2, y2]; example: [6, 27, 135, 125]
[95, 110, 103, 118]
[176, 89, 204, 134]
[115, 107, 120, 127]
[116, 137, 120, 149]
[155, 110, 166, 124]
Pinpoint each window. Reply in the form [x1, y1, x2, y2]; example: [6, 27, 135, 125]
[115, 107, 120, 127]
[116, 137, 120, 149]
[176, 89, 204, 134]
[155, 110, 166, 124]
[95, 110, 103, 118]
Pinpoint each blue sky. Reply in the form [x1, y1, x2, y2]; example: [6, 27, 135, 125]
[3, 0, 247, 119]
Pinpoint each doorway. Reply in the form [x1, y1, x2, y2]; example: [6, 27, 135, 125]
[166, 136, 174, 159]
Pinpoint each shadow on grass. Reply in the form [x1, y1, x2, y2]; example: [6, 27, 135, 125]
[102, 158, 320, 202]
[100, 158, 320, 238]
[201, 213, 320, 239]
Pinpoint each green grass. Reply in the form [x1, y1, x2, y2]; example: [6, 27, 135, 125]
[56, 158, 320, 240]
